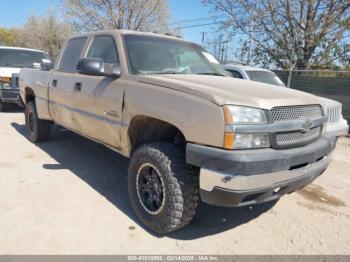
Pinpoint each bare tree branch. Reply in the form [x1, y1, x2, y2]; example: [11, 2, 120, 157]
[62, 0, 170, 33]
[203, 0, 350, 69]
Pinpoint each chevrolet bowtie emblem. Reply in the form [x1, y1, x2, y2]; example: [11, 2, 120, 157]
[301, 119, 313, 133]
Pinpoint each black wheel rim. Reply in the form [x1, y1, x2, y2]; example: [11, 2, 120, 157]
[136, 164, 165, 215]
[28, 112, 35, 134]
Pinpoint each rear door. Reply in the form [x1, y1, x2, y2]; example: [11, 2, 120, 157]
[48, 37, 88, 130]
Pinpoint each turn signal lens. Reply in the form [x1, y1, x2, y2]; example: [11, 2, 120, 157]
[0, 77, 11, 83]
[224, 133, 235, 149]
[223, 106, 234, 124]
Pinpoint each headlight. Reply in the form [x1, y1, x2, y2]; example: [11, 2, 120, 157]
[223, 105, 270, 149]
[223, 105, 267, 124]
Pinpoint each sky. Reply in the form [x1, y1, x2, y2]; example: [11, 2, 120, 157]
[0, 0, 218, 45]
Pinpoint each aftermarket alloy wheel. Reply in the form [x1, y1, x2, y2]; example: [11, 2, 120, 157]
[136, 163, 166, 215]
[25, 101, 52, 142]
[128, 143, 199, 234]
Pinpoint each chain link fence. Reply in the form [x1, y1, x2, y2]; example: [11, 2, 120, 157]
[274, 70, 350, 124]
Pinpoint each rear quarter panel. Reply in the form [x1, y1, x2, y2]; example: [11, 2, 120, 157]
[19, 69, 52, 120]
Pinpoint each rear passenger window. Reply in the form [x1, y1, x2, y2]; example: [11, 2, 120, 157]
[58, 37, 87, 72]
[86, 36, 119, 64]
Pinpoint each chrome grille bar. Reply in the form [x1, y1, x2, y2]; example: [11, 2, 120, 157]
[327, 107, 341, 123]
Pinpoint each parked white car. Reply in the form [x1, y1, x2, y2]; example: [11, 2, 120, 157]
[223, 64, 349, 137]
[0, 46, 50, 111]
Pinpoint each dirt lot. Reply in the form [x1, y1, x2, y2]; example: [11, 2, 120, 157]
[0, 108, 350, 255]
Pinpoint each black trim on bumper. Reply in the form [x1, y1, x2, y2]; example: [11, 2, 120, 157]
[200, 166, 327, 207]
[186, 135, 336, 176]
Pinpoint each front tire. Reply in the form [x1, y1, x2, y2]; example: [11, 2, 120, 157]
[128, 143, 199, 234]
[25, 101, 52, 142]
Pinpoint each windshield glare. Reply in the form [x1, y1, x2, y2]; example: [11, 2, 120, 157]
[0, 49, 49, 68]
[246, 70, 286, 87]
[124, 35, 228, 76]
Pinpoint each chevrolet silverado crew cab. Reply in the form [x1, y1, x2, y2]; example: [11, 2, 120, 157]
[20, 30, 337, 234]
[0, 46, 50, 111]
[223, 64, 349, 137]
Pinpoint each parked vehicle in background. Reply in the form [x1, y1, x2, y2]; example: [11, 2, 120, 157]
[0, 47, 50, 111]
[20, 30, 337, 234]
[223, 64, 349, 137]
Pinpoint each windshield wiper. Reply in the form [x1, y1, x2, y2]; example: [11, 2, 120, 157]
[155, 71, 181, 74]
[143, 71, 186, 75]
[197, 72, 226, 76]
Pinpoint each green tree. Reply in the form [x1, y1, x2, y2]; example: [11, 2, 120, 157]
[0, 28, 17, 46]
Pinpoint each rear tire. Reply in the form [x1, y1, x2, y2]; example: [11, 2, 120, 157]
[128, 143, 199, 234]
[25, 101, 52, 142]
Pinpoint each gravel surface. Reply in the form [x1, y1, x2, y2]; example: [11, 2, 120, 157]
[0, 108, 349, 255]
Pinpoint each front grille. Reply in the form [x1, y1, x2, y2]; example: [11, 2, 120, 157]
[327, 107, 341, 123]
[275, 127, 321, 146]
[271, 105, 322, 122]
[271, 105, 323, 148]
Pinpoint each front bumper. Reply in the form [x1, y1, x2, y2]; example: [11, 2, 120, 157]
[0, 89, 20, 104]
[186, 135, 336, 207]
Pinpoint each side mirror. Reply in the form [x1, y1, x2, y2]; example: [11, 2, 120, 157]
[41, 61, 53, 71]
[76, 58, 121, 78]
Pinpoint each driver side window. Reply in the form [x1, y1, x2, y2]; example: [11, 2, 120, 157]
[86, 35, 119, 64]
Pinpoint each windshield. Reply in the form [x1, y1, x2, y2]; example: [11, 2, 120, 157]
[0, 49, 49, 68]
[124, 35, 229, 76]
[246, 70, 286, 87]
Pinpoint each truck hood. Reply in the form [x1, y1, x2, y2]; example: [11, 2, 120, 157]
[0, 67, 21, 77]
[138, 75, 324, 110]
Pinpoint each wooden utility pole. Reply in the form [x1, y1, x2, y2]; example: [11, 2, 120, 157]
[218, 34, 223, 62]
[201, 31, 207, 46]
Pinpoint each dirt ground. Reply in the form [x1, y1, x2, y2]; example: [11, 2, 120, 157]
[0, 108, 349, 255]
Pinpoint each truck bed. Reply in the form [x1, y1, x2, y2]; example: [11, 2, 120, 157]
[19, 68, 52, 120]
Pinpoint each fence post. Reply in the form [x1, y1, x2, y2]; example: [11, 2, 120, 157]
[287, 63, 296, 88]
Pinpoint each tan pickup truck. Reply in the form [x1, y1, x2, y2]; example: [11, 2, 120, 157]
[19, 30, 337, 234]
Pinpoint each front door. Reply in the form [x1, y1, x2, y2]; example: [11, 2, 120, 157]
[69, 35, 124, 149]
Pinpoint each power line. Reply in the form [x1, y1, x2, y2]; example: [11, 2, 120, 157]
[177, 21, 223, 30]
[170, 16, 220, 25]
